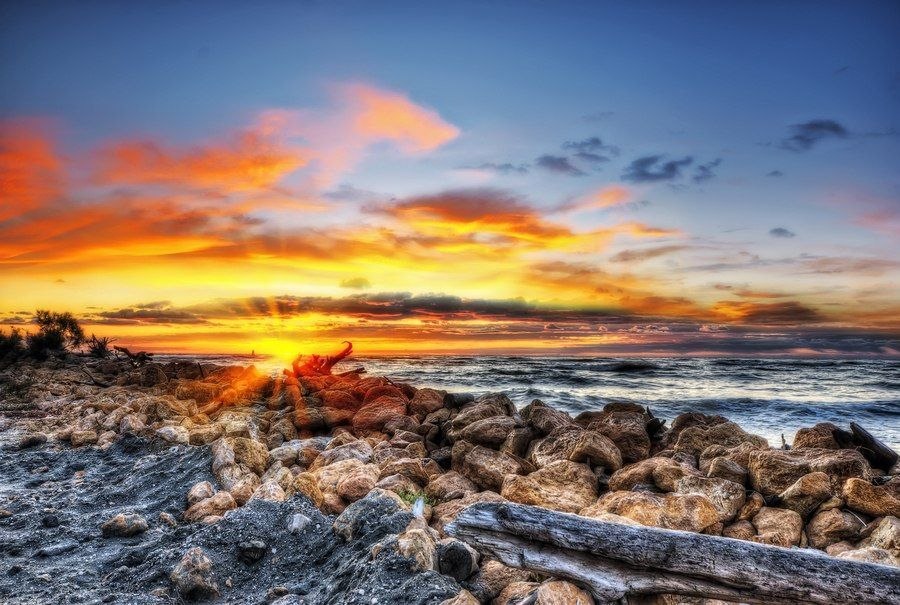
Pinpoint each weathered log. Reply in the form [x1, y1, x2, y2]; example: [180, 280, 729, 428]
[113, 346, 153, 367]
[850, 422, 898, 471]
[446, 502, 900, 605]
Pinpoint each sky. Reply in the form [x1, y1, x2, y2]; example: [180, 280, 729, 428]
[1, 1, 899, 359]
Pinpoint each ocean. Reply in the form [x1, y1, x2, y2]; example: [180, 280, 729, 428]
[157, 354, 900, 450]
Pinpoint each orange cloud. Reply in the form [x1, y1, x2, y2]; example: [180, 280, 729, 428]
[95, 129, 310, 193]
[0, 118, 64, 221]
[340, 83, 460, 153]
[562, 185, 631, 212]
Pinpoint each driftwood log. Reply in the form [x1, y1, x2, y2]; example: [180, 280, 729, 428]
[113, 346, 153, 367]
[446, 502, 900, 604]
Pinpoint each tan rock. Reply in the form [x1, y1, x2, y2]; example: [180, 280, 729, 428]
[608, 457, 699, 492]
[451, 441, 533, 491]
[858, 516, 900, 556]
[458, 415, 522, 448]
[228, 474, 260, 506]
[467, 560, 538, 603]
[439, 590, 480, 605]
[293, 472, 324, 508]
[675, 475, 746, 522]
[751, 507, 803, 547]
[426, 471, 478, 504]
[494, 581, 539, 605]
[101, 513, 148, 537]
[187, 481, 216, 506]
[309, 439, 373, 470]
[183, 491, 236, 522]
[581, 491, 719, 533]
[588, 410, 651, 464]
[380, 458, 431, 485]
[501, 460, 598, 513]
[528, 426, 622, 472]
[706, 457, 747, 485]
[170, 547, 218, 599]
[189, 424, 224, 446]
[431, 491, 505, 535]
[748, 448, 870, 497]
[723, 520, 756, 541]
[806, 508, 865, 549]
[250, 480, 286, 502]
[519, 399, 571, 435]
[396, 527, 437, 571]
[212, 437, 270, 476]
[534, 580, 595, 604]
[335, 463, 380, 502]
[70, 429, 99, 447]
[836, 547, 899, 567]
[674, 421, 768, 458]
[777, 472, 833, 518]
[792, 422, 840, 450]
[843, 477, 900, 517]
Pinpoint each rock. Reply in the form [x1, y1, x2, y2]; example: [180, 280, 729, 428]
[439, 589, 480, 605]
[843, 477, 900, 517]
[748, 448, 871, 497]
[380, 457, 433, 485]
[519, 399, 571, 435]
[183, 491, 236, 522]
[722, 520, 756, 540]
[227, 474, 260, 506]
[396, 525, 437, 571]
[352, 396, 408, 433]
[437, 538, 480, 581]
[237, 539, 267, 564]
[101, 513, 148, 537]
[70, 429, 99, 447]
[674, 421, 768, 457]
[528, 426, 622, 472]
[426, 471, 478, 504]
[751, 507, 803, 547]
[737, 491, 765, 521]
[431, 491, 505, 536]
[706, 457, 747, 485]
[674, 475, 746, 522]
[18, 432, 48, 448]
[447, 397, 516, 442]
[586, 410, 651, 464]
[777, 472, 832, 518]
[119, 414, 146, 434]
[501, 460, 598, 513]
[451, 441, 533, 491]
[858, 516, 900, 555]
[187, 481, 216, 506]
[458, 415, 521, 448]
[410, 388, 447, 416]
[494, 581, 540, 605]
[806, 508, 865, 549]
[189, 424, 224, 446]
[309, 439, 373, 470]
[534, 580, 595, 604]
[608, 457, 700, 493]
[293, 472, 324, 508]
[212, 437, 270, 476]
[170, 547, 218, 600]
[793, 422, 840, 450]
[467, 560, 538, 603]
[335, 463, 380, 502]
[250, 480, 286, 502]
[836, 547, 899, 567]
[333, 488, 409, 541]
[268, 444, 298, 466]
[287, 513, 312, 534]
[155, 425, 189, 445]
[581, 491, 720, 533]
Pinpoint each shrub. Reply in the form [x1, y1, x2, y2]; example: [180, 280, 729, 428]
[0, 327, 25, 359]
[27, 310, 85, 359]
[87, 334, 114, 358]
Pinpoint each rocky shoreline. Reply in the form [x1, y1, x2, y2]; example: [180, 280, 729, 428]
[1, 355, 898, 604]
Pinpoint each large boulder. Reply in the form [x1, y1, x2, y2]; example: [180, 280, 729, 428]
[170, 547, 218, 599]
[451, 441, 533, 491]
[777, 472, 833, 518]
[527, 425, 622, 472]
[842, 477, 900, 517]
[519, 400, 572, 436]
[410, 388, 447, 417]
[212, 436, 270, 476]
[352, 396, 408, 433]
[580, 491, 720, 533]
[748, 448, 871, 497]
[674, 421, 768, 458]
[458, 415, 522, 448]
[857, 516, 900, 556]
[183, 491, 236, 522]
[578, 407, 651, 463]
[447, 394, 516, 441]
[501, 460, 598, 513]
[674, 475, 746, 523]
[608, 457, 700, 492]
[309, 439, 373, 470]
[426, 471, 478, 504]
[792, 422, 840, 450]
[806, 508, 865, 550]
[534, 580, 596, 604]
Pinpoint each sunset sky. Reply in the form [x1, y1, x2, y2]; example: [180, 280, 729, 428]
[1, 1, 898, 358]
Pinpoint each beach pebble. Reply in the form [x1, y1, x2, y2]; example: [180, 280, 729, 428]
[101, 513, 148, 537]
[170, 547, 218, 599]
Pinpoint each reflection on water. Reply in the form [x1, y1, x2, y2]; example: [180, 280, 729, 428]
[156, 354, 900, 449]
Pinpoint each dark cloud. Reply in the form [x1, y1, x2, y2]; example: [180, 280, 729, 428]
[721, 301, 823, 324]
[460, 162, 529, 175]
[561, 137, 619, 163]
[535, 155, 586, 176]
[692, 158, 722, 183]
[622, 155, 693, 183]
[95, 305, 207, 324]
[767, 170, 784, 177]
[610, 245, 690, 262]
[769, 227, 796, 238]
[780, 119, 848, 151]
[340, 277, 371, 289]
